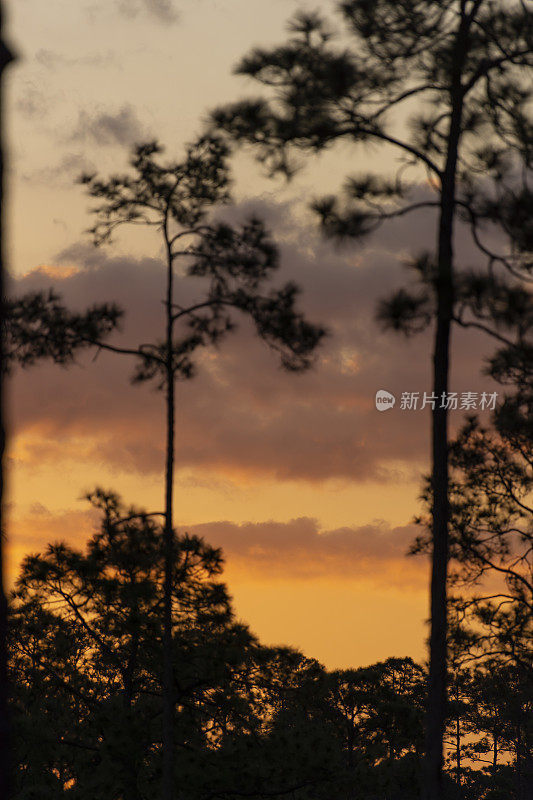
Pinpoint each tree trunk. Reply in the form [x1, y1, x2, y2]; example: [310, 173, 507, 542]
[0, 8, 14, 798]
[424, 17, 468, 798]
[162, 225, 175, 800]
[455, 711, 461, 790]
[123, 631, 142, 800]
[425, 332, 451, 800]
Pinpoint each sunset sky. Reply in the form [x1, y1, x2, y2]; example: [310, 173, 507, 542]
[5, 0, 500, 669]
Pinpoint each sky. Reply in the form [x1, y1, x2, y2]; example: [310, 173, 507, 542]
[4, 0, 501, 669]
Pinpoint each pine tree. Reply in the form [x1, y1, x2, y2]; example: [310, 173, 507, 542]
[79, 137, 325, 800]
[211, 4, 532, 795]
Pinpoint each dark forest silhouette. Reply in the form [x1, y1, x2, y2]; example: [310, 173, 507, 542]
[1, 1, 533, 799]
[7, 457, 532, 798]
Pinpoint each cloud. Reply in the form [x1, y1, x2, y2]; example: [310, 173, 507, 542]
[9, 503, 425, 588]
[69, 104, 148, 147]
[143, 0, 178, 21]
[21, 153, 97, 187]
[35, 49, 117, 71]
[7, 198, 501, 484]
[8, 505, 100, 568]
[16, 85, 50, 119]
[115, 0, 178, 22]
[187, 517, 426, 586]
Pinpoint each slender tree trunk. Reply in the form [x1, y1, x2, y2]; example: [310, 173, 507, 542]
[424, 16, 468, 798]
[0, 9, 14, 798]
[162, 223, 175, 800]
[424, 151, 455, 800]
[424, 154, 455, 800]
[455, 711, 461, 790]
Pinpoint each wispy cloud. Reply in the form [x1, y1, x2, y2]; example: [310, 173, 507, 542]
[69, 104, 148, 147]
[16, 85, 50, 119]
[35, 49, 117, 71]
[115, 0, 179, 23]
[21, 152, 97, 186]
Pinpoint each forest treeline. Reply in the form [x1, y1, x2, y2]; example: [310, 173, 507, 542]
[7, 485, 531, 800]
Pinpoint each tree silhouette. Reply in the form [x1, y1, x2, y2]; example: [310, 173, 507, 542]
[467, 665, 530, 797]
[413, 413, 533, 798]
[413, 416, 533, 675]
[197, 648, 341, 799]
[10, 490, 233, 798]
[1, 6, 15, 795]
[434, 661, 531, 800]
[445, 661, 475, 795]
[9, 497, 341, 799]
[325, 658, 426, 798]
[78, 136, 325, 800]
[211, 4, 532, 795]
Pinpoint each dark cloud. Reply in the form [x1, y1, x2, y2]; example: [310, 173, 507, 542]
[69, 104, 148, 147]
[8, 199, 501, 483]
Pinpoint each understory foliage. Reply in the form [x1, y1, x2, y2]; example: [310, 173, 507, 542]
[8, 490, 530, 800]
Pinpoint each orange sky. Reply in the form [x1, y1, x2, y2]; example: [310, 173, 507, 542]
[5, 0, 499, 669]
